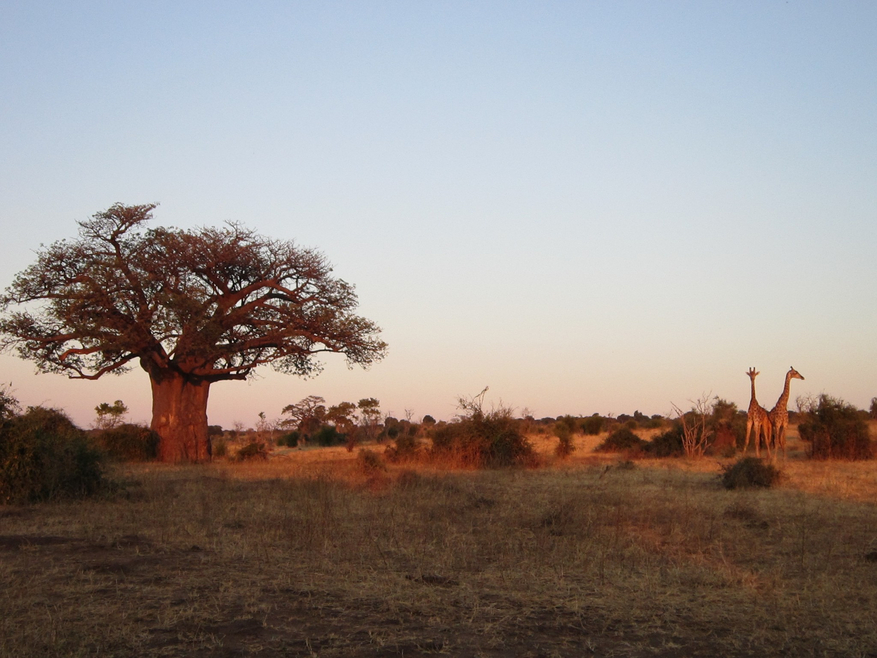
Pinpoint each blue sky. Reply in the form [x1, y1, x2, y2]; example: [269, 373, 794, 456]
[1, 2, 876, 428]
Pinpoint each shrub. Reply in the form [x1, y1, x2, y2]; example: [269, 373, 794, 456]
[356, 448, 386, 475]
[581, 415, 604, 435]
[235, 441, 268, 461]
[553, 422, 575, 458]
[385, 432, 420, 463]
[313, 425, 345, 447]
[671, 397, 713, 458]
[595, 427, 646, 453]
[95, 423, 159, 462]
[721, 457, 781, 489]
[430, 393, 535, 468]
[277, 431, 300, 447]
[644, 423, 685, 457]
[0, 406, 106, 503]
[798, 395, 872, 460]
[710, 398, 745, 454]
[212, 437, 228, 459]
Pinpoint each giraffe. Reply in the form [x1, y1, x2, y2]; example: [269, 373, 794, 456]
[743, 367, 772, 458]
[768, 366, 805, 460]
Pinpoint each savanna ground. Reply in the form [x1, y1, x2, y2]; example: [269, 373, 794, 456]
[2, 428, 877, 657]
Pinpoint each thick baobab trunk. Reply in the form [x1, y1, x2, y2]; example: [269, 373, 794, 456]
[150, 372, 212, 463]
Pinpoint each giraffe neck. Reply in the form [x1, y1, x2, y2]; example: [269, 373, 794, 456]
[748, 378, 759, 411]
[774, 373, 793, 413]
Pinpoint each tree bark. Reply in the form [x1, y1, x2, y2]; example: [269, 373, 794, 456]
[150, 372, 211, 463]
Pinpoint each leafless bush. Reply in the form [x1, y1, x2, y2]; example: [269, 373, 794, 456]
[671, 393, 713, 458]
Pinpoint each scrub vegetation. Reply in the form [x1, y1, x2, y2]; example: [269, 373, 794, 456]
[1, 382, 876, 657]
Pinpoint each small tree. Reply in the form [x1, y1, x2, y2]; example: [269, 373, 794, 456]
[357, 397, 382, 443]
[553, 420, 575, 458]
[281, 396, 327, 447]
[94, 399, 129, 430]
[710, 398, 744, 454]
[326, 401, 357, 434]
[671, 394, 712, 458]
[0, 383, 20, 422]
[255, 411, 279, 442]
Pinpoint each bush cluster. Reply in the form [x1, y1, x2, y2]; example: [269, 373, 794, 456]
[595, 424, 687, 458]
[595, 400, 743, 459]
[94, 423, 159, 462]
[276, 431, 300, 447]
[647, 424, 686, 457]
[580, 415, 604, 435]
[0, 405, 106, 503]
[430, 404, 535, 468]
[313, 425, 345, 447]
[595, 427, 645, 453]
[235, 441, 268, 461]
[798, 395, 872, 460]
[385, 432, 421, 463]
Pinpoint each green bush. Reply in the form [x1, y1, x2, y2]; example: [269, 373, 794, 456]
[644, 423, 685, 457]
[595, 427, 646, 453]
[277, 431, 300, 447]
[314, 425, 345, 447]
[580, 415, 604, 435]
[0, 406, 106, 503]
[357, 448, 386, 475]
[430, 401, 535, 468]
[385, 432, 420, 463]
[95, 423, 159, 462]
[553, 422, 575, 458]
[721, 457, 781, 489]
[235, 441, 268, 461]
[709, 399, 745, 454]
[798, 395, 872, 460]
[212, 437, 228, 459]
[642, 415, 665, 430]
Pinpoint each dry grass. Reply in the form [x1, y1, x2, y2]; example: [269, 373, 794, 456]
[2, 430, 877, 657]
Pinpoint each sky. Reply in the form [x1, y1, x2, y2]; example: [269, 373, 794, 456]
[1, 2, 876, 429]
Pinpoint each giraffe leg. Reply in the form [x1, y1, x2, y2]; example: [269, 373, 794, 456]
[744, 420, 753, 454]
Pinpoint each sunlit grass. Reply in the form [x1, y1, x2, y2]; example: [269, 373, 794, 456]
[2, 427, 876, 656]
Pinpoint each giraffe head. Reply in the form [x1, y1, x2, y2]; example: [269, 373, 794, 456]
[788, 366, 804, 381]
[746, 367, 759, 380]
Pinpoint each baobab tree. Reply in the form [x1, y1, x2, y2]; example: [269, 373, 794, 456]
[0, 203, 387, 462]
